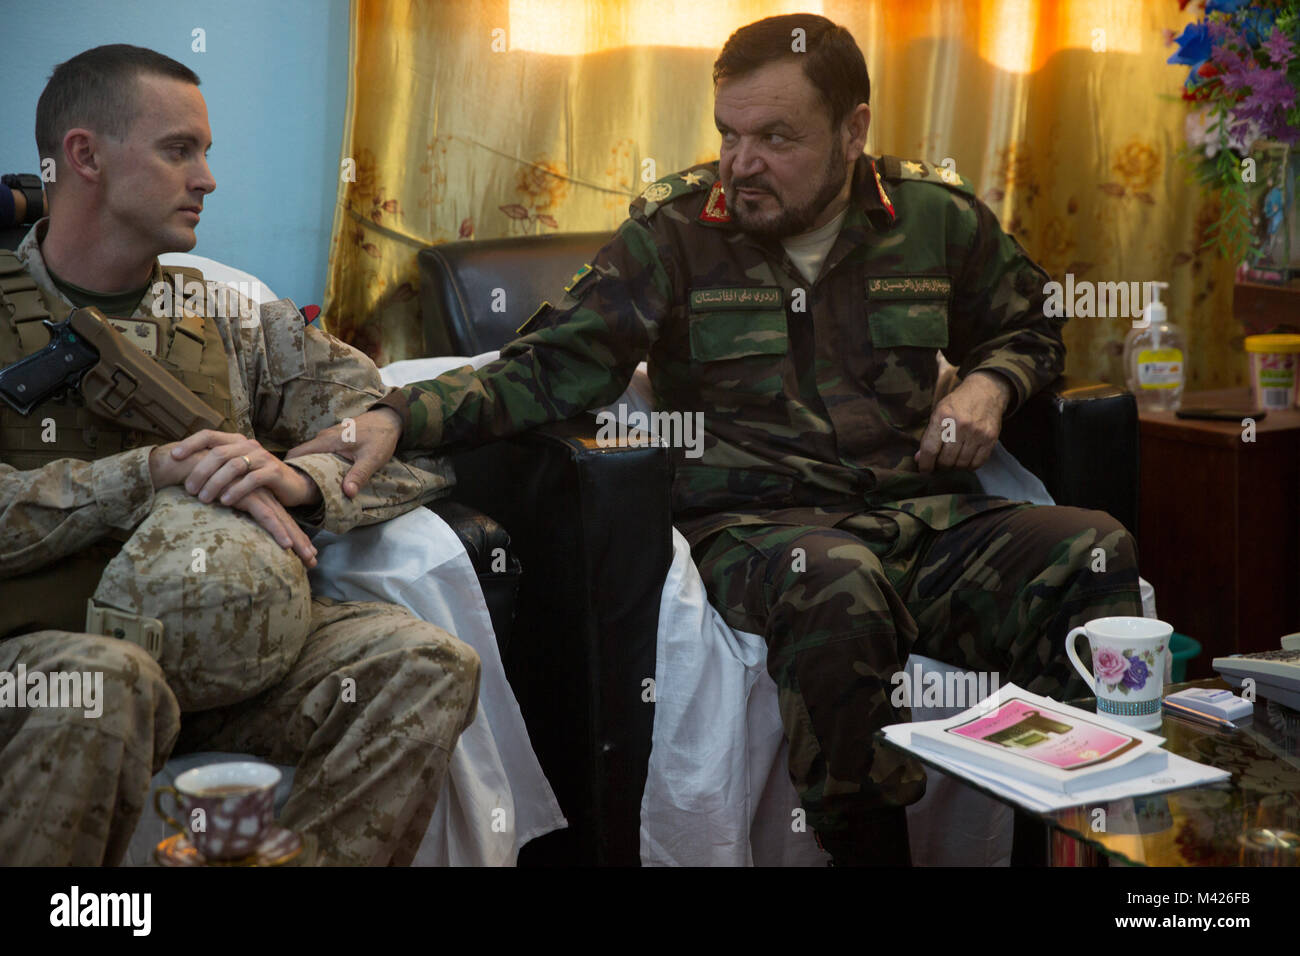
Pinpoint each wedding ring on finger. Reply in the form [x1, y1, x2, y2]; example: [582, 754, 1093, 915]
[241, 454, 252, 472]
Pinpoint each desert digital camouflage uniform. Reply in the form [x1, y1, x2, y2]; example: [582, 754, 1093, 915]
[0, 221, 480, 865]
[376, 155, 1141, 852]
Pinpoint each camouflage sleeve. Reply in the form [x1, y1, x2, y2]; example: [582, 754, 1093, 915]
[0, 447, 155, 576]
[376, 217, 675, 451]
[945, 198, 1063, 415]
[239, 302, 453, 533]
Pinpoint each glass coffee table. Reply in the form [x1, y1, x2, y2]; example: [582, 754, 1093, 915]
[879, 678, 1300, 866]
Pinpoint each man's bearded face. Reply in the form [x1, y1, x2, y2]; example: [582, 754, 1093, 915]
[715, 58, 853, 240]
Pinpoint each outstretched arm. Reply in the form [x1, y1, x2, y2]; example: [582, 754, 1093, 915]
[289, 217, 677, 495]
[171, 298, 452, 533]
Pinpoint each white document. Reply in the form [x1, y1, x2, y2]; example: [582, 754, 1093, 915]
[904, 683, 1169, 794]
[884, 686, 1230, 813]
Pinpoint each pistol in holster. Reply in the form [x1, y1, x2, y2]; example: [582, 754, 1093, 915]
[0, 306, 223, 440]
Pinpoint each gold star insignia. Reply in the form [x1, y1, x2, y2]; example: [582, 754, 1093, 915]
[680, 171, 704, 187]
[938, 167, 962, 186]
[902, 161, 925, 176]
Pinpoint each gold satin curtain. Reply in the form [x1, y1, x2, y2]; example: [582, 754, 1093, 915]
[324, 0, 1240, 390]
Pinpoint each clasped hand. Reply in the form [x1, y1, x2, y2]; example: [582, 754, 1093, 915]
[148, 429, 321, 567]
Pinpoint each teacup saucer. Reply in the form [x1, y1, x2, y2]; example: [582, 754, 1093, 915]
[155, 826, 304, 867]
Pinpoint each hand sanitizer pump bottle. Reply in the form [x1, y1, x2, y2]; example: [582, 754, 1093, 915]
[1123, 282, 1185, 412]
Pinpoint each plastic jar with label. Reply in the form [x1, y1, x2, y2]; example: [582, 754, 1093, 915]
[1244, 334, 1300, 410]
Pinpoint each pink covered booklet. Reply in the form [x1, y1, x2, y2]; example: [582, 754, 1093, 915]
[908, 685, 1167, 794]
[949, 698, 1140, 770]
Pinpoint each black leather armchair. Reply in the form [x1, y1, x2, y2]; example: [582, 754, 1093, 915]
[417, 232, 1139, 866]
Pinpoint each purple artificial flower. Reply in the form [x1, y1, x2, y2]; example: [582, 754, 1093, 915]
[1211, 32, 1250, 76]
[1263, 28, 1295, 66]
[1168, 21, 1213, 66]
[1227, 116, 1265, 151]
[1219, 68, 1254, 94]
[1233, 67, 1299, 143]
[1122, 657, 1150, 691]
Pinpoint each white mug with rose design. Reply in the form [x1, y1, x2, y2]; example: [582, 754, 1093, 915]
[1066, 616, 1172, 731]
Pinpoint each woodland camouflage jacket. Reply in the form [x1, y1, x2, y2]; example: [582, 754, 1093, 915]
[379, 154, 1061, 541]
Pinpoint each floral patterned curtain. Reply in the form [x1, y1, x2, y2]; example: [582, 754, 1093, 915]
[323, 0, 1240, 390]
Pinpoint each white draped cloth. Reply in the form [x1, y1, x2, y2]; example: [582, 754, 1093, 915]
[309, 508, 566, 864]
[641, 442, 1063, 866]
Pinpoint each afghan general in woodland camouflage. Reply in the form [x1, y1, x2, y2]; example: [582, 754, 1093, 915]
[380, 154, 1060, 541]
[303, 14, 1143, 864]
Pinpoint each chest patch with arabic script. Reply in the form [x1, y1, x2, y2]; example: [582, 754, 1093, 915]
[689, 287, 783, 311]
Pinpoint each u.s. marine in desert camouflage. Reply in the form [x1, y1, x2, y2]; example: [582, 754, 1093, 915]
[0, 41, 491, 867]
[0, 221, 479, 863]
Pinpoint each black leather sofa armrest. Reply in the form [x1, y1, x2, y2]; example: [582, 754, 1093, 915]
[1000, 376, 1139, 538]
[425, 499, 516, 573]
[424, 498, 522, 659]
[445, 416, 673, 865]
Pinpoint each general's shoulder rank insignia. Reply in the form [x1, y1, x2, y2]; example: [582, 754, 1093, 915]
[641, 182, 674, 204]
[636, 167, 714, 218]
[886, 155, 975, 197]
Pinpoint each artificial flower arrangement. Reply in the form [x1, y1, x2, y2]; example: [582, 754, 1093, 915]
[1167, 0, 1300, 266]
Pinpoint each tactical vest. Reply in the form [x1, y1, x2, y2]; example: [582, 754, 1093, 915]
[0, 249, 236, 636]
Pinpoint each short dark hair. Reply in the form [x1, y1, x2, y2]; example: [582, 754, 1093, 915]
[36, 45, 200, 166]
[713, 14, 870, 128]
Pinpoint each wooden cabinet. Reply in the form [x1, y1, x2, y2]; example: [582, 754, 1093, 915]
[1232, 281, 1300, 335]
[1138, 389, 1300, 676]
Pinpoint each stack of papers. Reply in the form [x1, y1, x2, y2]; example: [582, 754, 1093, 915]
[883, 683, 1231, 812]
